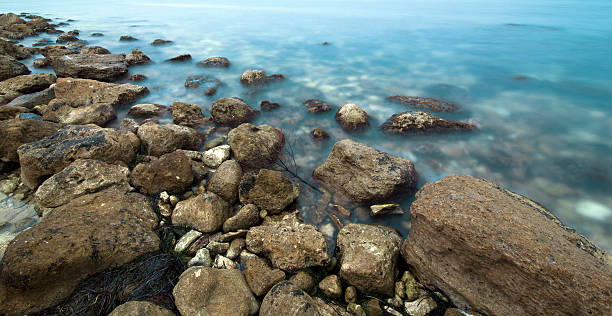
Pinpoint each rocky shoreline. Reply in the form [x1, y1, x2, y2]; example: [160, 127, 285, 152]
[0, 11, 611, 316]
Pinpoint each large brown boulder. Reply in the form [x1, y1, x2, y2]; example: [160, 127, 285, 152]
[336, 224, 402, 296]
[381, 110, 475, 134]
[173, 267, 259, 316]
[17, 125, 140, 189]
[239, 169, 299, 214]
[227, 123, 285, 168]
[5, 85, 55, 109]
[137, 122, 205, 156]
[0, 73, 55, 105]
[246, 212, 329, 272]
[51, 53, 128, 81]
[171, 101, 210, 126]
[41, 99, 117, 125]
[313, 139, 417, 203]
[0, 39, 30, 59]
[401, 175, 612, 316]
[130, 151, 194, 195]
[210, 97, 258, 126]
[125, 48, 151, 66]
[0, 188, 159, 315]
[109, 301, 176, 316]
[0, 118, 61, 162]
[0, 55, 30, 81]
[172, 192, 232, 233]
[259, 282, 321, 316]
[207, 159, 242, 204]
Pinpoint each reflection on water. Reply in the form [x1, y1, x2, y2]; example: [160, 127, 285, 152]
[3, 0, 612, 251]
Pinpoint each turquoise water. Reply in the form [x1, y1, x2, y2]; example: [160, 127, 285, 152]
[5, 0, 612, 251]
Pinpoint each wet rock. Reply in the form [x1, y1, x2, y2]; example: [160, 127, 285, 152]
[210, 97, 258, 126]
[91, 32, 103, 37]
[17, 125, 140, 188]
[34, 159, 131, 208]
[166, 54, 191, 62]
[0, 188, 159, 315]
[128, 103, 169, 117]
[0, 55, 30, 81]
[151, 39, 172, 45]
[175, 230, 203, 253]
[401, 175, 612, 316]
[313, 139, 418, 203]
[188, 248, 212, 268]
[404, 296, 437, 316]
[260, 100, 280, 110]
[245, 256, 286, 296]
[32, 38, 53, 47]
[0, 118, 60, 162]
[0, 39, 30, 59]
[444, 308, 484, 316]
[223, 203, 260, 232]
[335, 103, 368, 130]
[386, 96, 459, 112]
[125, 48, 151, 66]
[56, 32, 79, 43]
[119, 35, 137, 41]
[382, 110, 475, 134]
[41, 45, 76, 61]
[318, 275, 342, 299]
[183, 75, 222, 91]
[206, 159, 242, 203]
[336, 224, 402, 296]
[50, 77, 148, 106]
[311, 128, 329, 140]
[130, 151, 194, 195]
[33, 58, 49, 68]
[128, 73, 147, 81]
[0, 105, 28, 120]
[205, 136, 225, 150]
[240, 69, 267, 86]
[259, 281, 320, 316]
[171, 101, 210, 126]
[303, 98, 332, 113]
[0, 73, 55, 96]
[108, 301, 176, 316]
[80, 45, 110, 55]
[42, 100, 116, 125]
[172, 192, 232, 233]
[227, 123, 285, 168]
[202, 145, 230, 168]
[137, 122, 205, 156]
[51, 53, 128, 81]
[239, 169, 299, 214]
[197, 56, 230, 67]
[246, 212, 329, 272]
[173, 267, 259, 316]
[370, 203, 404, 216]
[5, 84, 55, 109]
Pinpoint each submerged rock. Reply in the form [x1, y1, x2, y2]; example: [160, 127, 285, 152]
[137, 122, 205, 157]
[128, 73, 147, 81]
[130, 151, 194, 195]
[197, 56, 230, 67]
[151, 39, 172, 45]
[0, 55, 30, 81]
[239, 169, 300, 214]
[313, 139, 418, 203]
[125, 48, 151, 66]
[401, 175, 612, 316]
[210, 97, 258, 126]
[381, 110, 475, 134]
[51, 53, 128, 81]
[0, 118, 60, 162]
[260, 100, 280, 110]
[119, 35, 137, 41]
[227, 123, 285, 169]
[166, 54, 191, 62]
[335, 103, 369, 130]
[303, 98, 332, 113]
[172, 192, 232, 233]
[311, 128, 329, 140]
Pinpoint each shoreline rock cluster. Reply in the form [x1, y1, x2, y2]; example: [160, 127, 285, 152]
[0, 11, 610, 316]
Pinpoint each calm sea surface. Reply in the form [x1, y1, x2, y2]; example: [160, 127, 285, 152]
[4, 0, 612, 251]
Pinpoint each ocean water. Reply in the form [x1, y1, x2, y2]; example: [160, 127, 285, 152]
[4, 0, 612, 251]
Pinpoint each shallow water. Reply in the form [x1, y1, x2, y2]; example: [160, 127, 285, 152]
[4, 0, 612, 251]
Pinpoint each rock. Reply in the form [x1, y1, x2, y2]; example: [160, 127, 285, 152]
[5, 84, 55, 109]
[210, 97, 258, 126]
[0, 118, 60, 162]
[404, 296, 437, 316]
[137, 122, 205, 156]
[207, 240, 230, 256]
[51, 54, 128, 82]
[223, 203, 260, 232]
[42, 100, 116, 125]
[108, 301, 176, 316]
[0, 188, 159, 315]
[56, 32, 79, 43]
[119, 35, 137, 41]
[444, 308, 484, 316]
[311, 128, 329, 140]
[205, 136, 225, 150]
[128, 103, 169, 117]
[345, 286, 357, 303]
[227, 123, 285, 168]
[401, 175, 612, 316]
[259, 281, 321, 316]
[303, 98, 331, 113]
[188, 248, 212, 268]
[125, 48, 151, 66]
[202, 145, 231, 168]
[0, 55, 30, 81]
[91, 32, 103, 37]
[240, 69, 267, 86]
[318, 275, 342, 299]
[34, 159, 131, 208]
[33, 58, 49, 68]
[213, 254, 238, 269]
[130, 151, 194, 195]
[245, 256, 286, 296]
[0, 73, 55, 101]
[0, 39, 30, 59]
[197, 56, 230, 67]
[402, 271, 419, 301]
[335, 103, 368, 130]
[184, 75, 223, 90]
[0, 105, 28, 120]
[206, 159, 242, 204]
[171, 101, 210, 126]
[173, 267, 259, 316]
[336, 224, 402, 296]
[17, 125, 140, 188]
[246, 212, 329, 272]
[128, 73, 147, 81]
[151, 39, 172, 45]
[80, 45, 110, 54]
[370, 203, 404, 216]
[382, 111, 475, 134]
[239, 169, 300, 214]
[166, 54, 191, 62]
[41, 45, 76, 60]
[260, 100, 280, 110]
[289, 271, 315, 294]
[386, 95, 459, 112]
[313, 139, 418, 203]
[175, 230, 203, 253]
[226, 238, 246, 259]
[172, 192, 232, 233]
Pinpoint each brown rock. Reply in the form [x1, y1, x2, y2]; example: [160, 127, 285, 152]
[128, 103, 170, 117]
[172, 192, 232, 233]
[130, 151, 194, 195]
[303, 98, 332, 113]
[166, 54, 191, 62]
[223, 204, 260, 233]
[386, 95, 459, 112]
[260, 100, 280, 110]
[288, 271, 316, 294]
[51, 54, 128, 82]
[381, 110, 475, 134]
[401, 175, 612, 316]
[335, 103, 368, 130]
[0, 73, 55, 98]
[119, 35, 138, 41]
[125, 48, 151, 66]
[197, 56, 230, 67]
[0, 55, 30, 81]
[240, 69, 267, 86]
[239, 169, 299, 214]
[41, 99, 117, 125]
[0, 105, 28, 120]
[210, 97, 258, 126]
[128, 74, 147, 81]
[311, 128, 329, 140]
[207, 159, 242, 204]
[80, 45, 111, 55]
[0, 118, 60, 162]
[0, 39, 30, 59]
[245, 257, 286, 296]
[51, 77, 149, 106]
[171, 101, 210, 126]
[318, 275, 342, 299]
[259, 281, 320, 316]
[313, 139, 417, 203]
[151, 39, 172, 45]
[227, 123, 285, 168]
[5, 85, 55, 109]
[137, 122, 205, 156]
[108, 301, 176, 316]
